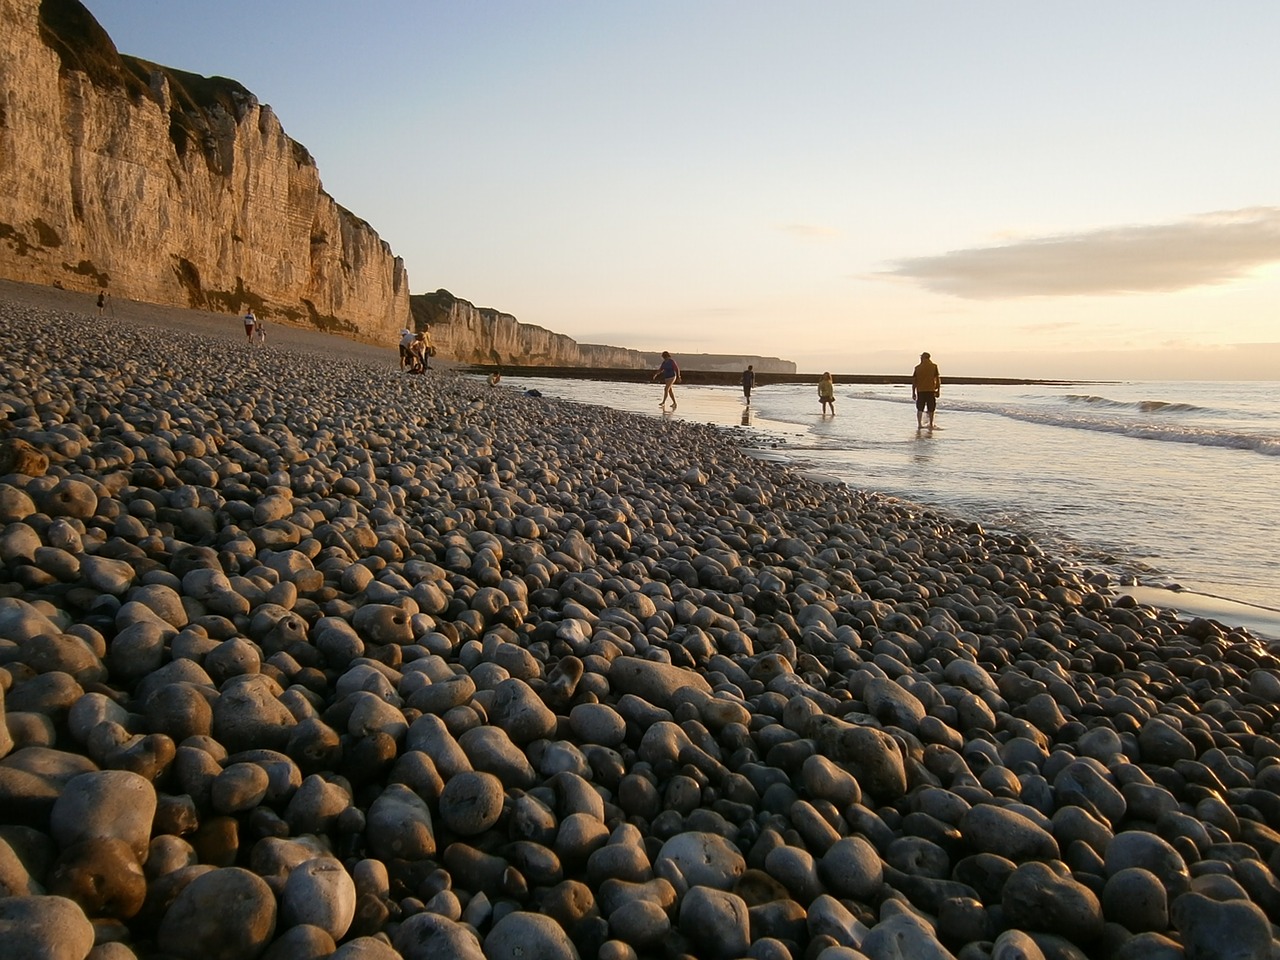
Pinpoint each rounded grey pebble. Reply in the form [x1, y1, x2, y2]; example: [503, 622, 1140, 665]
[393, 911, 484, 960]
[260, 924, 336, 960]
[678, 886, 750, 960]
[329, 936, 404, 960]
[655, 831, 746, 891]
[157, 867, 277, 960]
[484, 910, 581, 960]
[280, 857, 357, 940]
[1171, 892, 1272, 960]
[1103, 866, 1168, 933]
[0, 894, 95, 960]
[50, 770, 157, 862]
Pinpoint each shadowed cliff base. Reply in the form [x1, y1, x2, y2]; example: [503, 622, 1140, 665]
[459, 364, 1083, 387]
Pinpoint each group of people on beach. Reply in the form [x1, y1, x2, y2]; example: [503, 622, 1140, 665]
[398, 327, 435, 373]
[654, 350, 942, 427]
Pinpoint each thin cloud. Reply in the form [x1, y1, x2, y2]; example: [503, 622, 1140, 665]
[776, 223, 842, 242]
[883, 207, 1280, 299]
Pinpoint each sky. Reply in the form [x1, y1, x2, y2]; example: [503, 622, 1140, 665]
[88, 1, 1280, 379]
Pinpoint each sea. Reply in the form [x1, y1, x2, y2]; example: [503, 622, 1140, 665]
[495, 375, 1280, 638]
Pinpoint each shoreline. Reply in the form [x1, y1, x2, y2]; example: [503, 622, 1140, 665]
[503, 374, 1280, 641]
[468, 362, 1094, 388]
[3, 283, 1280, 957]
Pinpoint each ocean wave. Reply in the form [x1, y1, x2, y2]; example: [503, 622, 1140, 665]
[967, 402, 1279, 456]
[1065, 393, 1209, 415]
[846, 392, 1279, 456]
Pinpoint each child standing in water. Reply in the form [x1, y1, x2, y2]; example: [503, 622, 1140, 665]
[818, 372, 835, 415]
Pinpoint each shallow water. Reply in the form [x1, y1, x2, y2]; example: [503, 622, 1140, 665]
[499, 376, 1280, 617]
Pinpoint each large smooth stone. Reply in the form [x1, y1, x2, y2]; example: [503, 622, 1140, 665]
[47, 837, 146, 919]
[330, 937, 404, 960]
[0, 894, 95, 960]
[280, 857, 357, 940]
[1170, 892, 1272, 960]
[607, 657, 712, 711]
[393, 911, 485, 960]
[438, 770, 504, 835]
[1104, 831, 1190, 900]
[961, 804, 1059, 861]
[655, 832, 746, 891]
[366, 784, 435, 860]
[861, 901, 952, 959]
[157, 867, 277, 960]
[211, 675, 296, 752]
[678, 887, 749, 960]
[0, 747, 98, 824]
[484, 910, 582, 960]
[488, 678, 557, 744]
[50, 770, 156, 862]
[820, 837, 884, 900]
[1001, 861, 1104, 944]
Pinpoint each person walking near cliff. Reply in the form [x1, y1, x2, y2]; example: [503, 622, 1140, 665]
[96, 290, 108, 317]
[243, 309, 256, 343]
[818, 372, 835, 415]
[253, 315, 267, 345]
[741, 364, 755, 405]
[912, 351, 942, 429]
[409, 331, 434, 373]
[421, 326, 435, 369]
[653, 351, 680, 409]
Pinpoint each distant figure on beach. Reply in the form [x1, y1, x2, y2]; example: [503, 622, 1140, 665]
[912, 351, 942, 428]
[96, 290, 108, 316]
[253, 315, 266, 345]
[653, 351, 680, 409]
[741, 364, 755, 404]
[421, 326, 435, 367]
[243, 309, 256, 342]
[398, 328, 414, 370]
[818, 372, 835, 415]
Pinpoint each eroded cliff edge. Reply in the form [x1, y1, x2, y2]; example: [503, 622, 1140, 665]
[0, 0, 410, 339]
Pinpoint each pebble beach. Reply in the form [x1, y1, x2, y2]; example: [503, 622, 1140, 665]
[2, 286, 1280, 960]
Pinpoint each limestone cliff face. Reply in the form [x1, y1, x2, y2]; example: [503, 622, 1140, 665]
[412, 291, 648, 368]
[411, 290, 796, 373]
[0, 0, 410, 338]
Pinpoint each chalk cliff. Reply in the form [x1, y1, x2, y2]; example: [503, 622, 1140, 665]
[411, 290, 796, 373]
[0, 0, 410, 338]
[412, 291, 646, 368]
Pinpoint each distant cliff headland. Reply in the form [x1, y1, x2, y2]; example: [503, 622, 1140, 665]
[411, 290, 795, 373]
[0, 0, 795, 372]
[0, 0, 410, 340]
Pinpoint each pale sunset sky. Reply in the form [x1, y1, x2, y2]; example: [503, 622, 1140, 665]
[90, 2, 1280, 379]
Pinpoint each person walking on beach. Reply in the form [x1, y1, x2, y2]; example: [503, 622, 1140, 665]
[96, 290, 108, 316]
[818, 372, 836, 415]
[741, 364, 755, 405]
[912, 351, 942, 429]
[420, 326, 435, 369]
[653, 351, 680, 409]
[253, 314, 266, 345]
[243, 309, 256, 343]
[398, 328, 414, 370]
